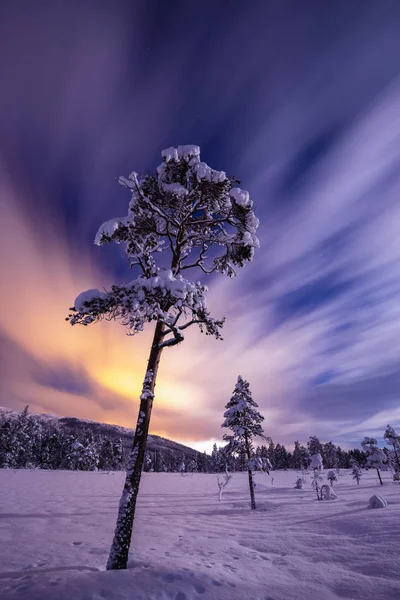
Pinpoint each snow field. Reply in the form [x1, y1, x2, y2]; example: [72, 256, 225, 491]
[0, 469, 399, 600]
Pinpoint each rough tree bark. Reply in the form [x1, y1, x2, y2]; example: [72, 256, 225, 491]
[106, 319, 165, 570]
[244, 433, 256, 510]
[247, 468, 256, 510]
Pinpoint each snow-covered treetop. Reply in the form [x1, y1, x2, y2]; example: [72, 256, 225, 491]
[96, 144, 259, 277]
[222, 376, 265, 454]
[67, 146, 259, 346]
[384, 425, 400, 450]
[361, 437, 378, 447]
[361, 437, 386, 468]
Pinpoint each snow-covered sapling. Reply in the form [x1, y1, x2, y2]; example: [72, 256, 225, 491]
[361, 437, 386, 486]
[67, 145, 259, 570]
[222, 376, 265, 510]
[326, 470, 338, 486]
[351, 462, 362, 485]
[217, 467, 233, 501]
[311, 471, 323, 500]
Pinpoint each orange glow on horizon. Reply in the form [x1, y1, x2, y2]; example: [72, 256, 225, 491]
[0, 173, 208, 442]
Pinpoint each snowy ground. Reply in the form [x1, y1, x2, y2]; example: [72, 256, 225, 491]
[0, 469, 399, 600]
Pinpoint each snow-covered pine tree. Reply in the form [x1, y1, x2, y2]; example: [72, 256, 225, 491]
[67, 145, 259, 570]
[323, 442, 338, 469]
[307, 436, 324, 459]
[384, 425, 400, 480]
[221, 376, 265, 509]
[361, 437, 386, 485]
[292, 440, 303, 470]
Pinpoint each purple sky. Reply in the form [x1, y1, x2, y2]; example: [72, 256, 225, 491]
[1, 0, 400, 450]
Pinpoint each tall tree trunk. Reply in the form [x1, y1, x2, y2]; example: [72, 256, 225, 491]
[106, 320, 165, 570]
[376, 468, 383, 486]
[247, 468, 256, 510]
[244, 433, 256, 510]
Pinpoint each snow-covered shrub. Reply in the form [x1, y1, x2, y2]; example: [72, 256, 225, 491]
[320, 484, 338, 501]
[294, 477, 303, 489]
[368, 494, 388, 509]
[327, 470, 338, 486]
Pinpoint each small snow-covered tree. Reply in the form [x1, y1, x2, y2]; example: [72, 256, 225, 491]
[361, 437, 386, 485]
[310, 453, 323, 470]
[311, 470, 323, 500]
[307, 436, 323, 458]
[222, 376, 265, 509]
[326, 470, 337, 486]
[351, 462, 362, 485]
[67, 145, 259, 570]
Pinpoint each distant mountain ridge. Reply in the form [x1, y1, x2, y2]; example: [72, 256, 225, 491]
[0, 405, 201, 461]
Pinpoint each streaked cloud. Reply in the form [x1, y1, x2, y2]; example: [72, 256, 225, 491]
[1, 1, 400, 449]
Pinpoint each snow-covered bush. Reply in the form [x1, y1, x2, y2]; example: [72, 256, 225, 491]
[222, 376, 266, 510]
[294, 477, 303, 489]
[320, 484, 338, 501]
[68, 145, 259, 570]
[368, 494, 388, 509]
[361, 437, 386, 486]
[327, 470, 338, 486]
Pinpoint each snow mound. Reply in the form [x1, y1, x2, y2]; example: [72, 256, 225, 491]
[368, 494, 388, 509]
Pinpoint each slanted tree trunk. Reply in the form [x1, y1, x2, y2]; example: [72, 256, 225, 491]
[376, 468, 383, 486]
[107, 320, 165, 570]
